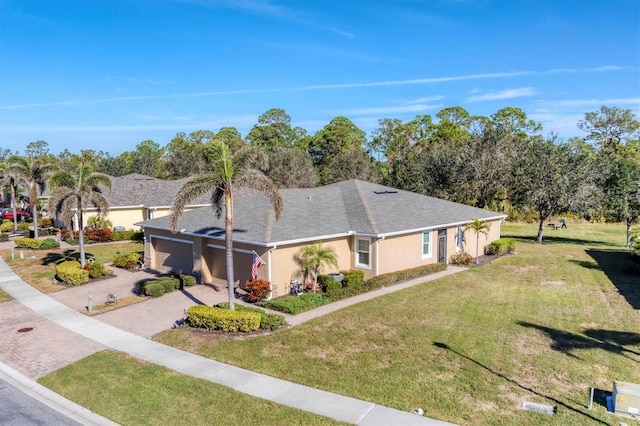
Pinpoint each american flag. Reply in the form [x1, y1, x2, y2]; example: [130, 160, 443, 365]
[251, 252, 265, 280]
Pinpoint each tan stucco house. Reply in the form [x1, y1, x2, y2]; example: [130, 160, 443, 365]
[61, 174, 211, 231]
[136, 179, 506, 298]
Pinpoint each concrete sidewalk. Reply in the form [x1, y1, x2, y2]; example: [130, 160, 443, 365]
[0, 255, 457, 425]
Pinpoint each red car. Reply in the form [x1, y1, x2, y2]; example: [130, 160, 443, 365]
[0, 208, 28, 221]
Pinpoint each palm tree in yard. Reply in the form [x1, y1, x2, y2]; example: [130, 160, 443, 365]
[0, 161, 22, 231]
[298, 241, 338, 293]
[170, 141, 283, 310]
[7, 155, 55, 239]
[466, 217, 491, 264]
[48, 164, 111, 267]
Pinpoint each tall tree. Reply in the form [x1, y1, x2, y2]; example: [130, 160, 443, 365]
[263, 148, 317, 188]
[170, 142, 283, 310]
[298, 242, 338, 293]
[7, 155, 55, 239]
[578, 105, 640, 149]
[164, 132, 207, 179]
[465, 218, 491, 264]
[131, 140, 163, 177]
[246, 108, 306, 149]
[48, 165, 111, 267]
[510, 137, 591, 243]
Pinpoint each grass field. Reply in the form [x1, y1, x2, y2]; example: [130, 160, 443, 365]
[39, 223, 640, 425]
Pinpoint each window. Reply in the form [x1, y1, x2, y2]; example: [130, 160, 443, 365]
[456, 225, 465, 251]
[422, 231, 432, 258]
[356, 237, 370, 268]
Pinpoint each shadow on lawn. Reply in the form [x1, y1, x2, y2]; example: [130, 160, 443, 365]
[432, 342, 608, 424]
[500, 233, 613, 247]
[586, 249, 640, 309]
[517, 322, 640, 362]
[42, 249, 93, 265]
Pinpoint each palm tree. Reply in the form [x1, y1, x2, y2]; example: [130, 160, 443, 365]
[298, 241, 338, 293]
[48, 164, 111, 267]
[0, 161, 22, 231]
[7, 155, 55, 239]
[466, 217, 491, 264]
[170, 141, 283, 310]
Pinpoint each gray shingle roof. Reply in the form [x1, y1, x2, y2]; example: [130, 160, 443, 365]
[138, 179, 506, 246]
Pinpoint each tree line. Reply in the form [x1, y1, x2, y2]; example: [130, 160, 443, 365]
[1, 105, 639, 245]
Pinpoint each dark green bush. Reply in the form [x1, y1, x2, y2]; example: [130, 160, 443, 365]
[485, 238, 516, 255]
[158, 276, 179, 293]
[178, 274, 196, 286]
[216, 302, 286, 330]
[318, 274, 342, 293]
[40, 238, 60, 250]
[341, 269, 364, 288]
[449, 251, 473, 266]
[0, 233, 8, 242]
[257, 293, 329, 315]
[143, 282, 165, 298]
[186, 305, 261, 332]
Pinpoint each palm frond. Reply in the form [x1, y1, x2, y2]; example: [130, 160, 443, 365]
[170, 173, 223, 231]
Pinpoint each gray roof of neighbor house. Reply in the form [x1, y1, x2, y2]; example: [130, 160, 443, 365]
[137, 179, 506, 246]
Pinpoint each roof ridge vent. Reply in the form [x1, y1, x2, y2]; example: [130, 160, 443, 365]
[374, 190, 398, 194]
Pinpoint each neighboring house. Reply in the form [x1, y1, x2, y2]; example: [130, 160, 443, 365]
[54, 174, 211, 231]
[136, 179, 507, 298]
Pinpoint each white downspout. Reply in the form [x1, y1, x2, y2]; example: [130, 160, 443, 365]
[375, 236, 385, 276]
[264, 246, 276, 301]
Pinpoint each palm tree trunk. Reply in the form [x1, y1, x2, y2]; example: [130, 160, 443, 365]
[10, 187, 18, 231]
[225, 192, 235, 310]
[77, 205, 86, 267]
[32, 203, 39, 239]
[475, 234, 480, 264]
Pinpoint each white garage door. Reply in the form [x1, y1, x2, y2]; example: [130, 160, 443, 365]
[152, 237, 193, 274]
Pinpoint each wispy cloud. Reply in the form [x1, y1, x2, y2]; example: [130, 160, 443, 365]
[178, 0, 353, 38]
[466, 87, 536, 103]
[342, 104, 442, 116]
[0, 66, 629, 110]
[256, 40, 380, 62]
[103, 76, 172, 86]
[539, 97, 640, 108]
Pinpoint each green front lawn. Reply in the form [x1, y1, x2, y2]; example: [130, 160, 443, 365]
[38, 223, 640, 425]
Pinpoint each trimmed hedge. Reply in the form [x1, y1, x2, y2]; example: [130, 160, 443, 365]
[245, 279, 271, 302]
[56, 260, 90, 286]
[318, 274, 341, 292]
[14, 238, 43, 249]
[257, 293, 330, 315]
[186, 305, 261, 332]
[341, 269, 364, 288]
[485, 238, 516, 255]
[40, 238, 60, 250]
[83, 260, 113, 279]
[216, 302, 286, 330]
[141, 274, 196, 297]
[0, 221, 13, 232]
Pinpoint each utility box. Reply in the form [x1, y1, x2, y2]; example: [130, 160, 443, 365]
[613, 380, 640, 417]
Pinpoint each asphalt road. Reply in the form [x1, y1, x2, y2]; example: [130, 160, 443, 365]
[0, 378, 81, 426]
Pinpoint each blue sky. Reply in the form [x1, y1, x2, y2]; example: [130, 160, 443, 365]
[1, 0, 639, 156]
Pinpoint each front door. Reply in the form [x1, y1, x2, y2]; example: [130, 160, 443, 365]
[438, 230, 447, 263]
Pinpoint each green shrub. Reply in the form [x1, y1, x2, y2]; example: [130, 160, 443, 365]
[216, 303, 286, 330]
[143, 282, 165, 298]
[450, 251, 473, 266]
[186, 305, 261, 332]
[40, 238, 60, 250]
[113, 252, 143, 269]
[341, 269, 364, 288]
[14, 238, 43, 249]
[0, 221, 14, 232]
[0, 233, 8, 242]
[56, 260, 90, 286]
[365, 263, 447, 289]
[132, 231, 144, 241]
[485, 238, 516, 255]
[84, 228, 112, 242]
[111, 230, 135, 241]
[178, 274, 196, 286]
[631, 227, 640, 255]
[83, 260, 113, 279]
[318, 274, 341, 293]
[257, 293, 329, 315]
[17, 222, 29, 231]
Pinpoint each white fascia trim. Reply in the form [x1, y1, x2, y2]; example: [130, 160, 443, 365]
[149, 234, 193, 245]
[207, 243, 255, 255]
[84, 205, 145, 211]
[378, 215, 508, 238]
[267, 231, 354, 248]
